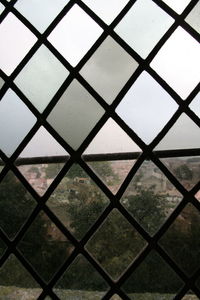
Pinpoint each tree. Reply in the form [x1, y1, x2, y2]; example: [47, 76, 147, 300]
[174, 164, 193, 180]
[0, 172, 70, 285]
[124, 187, 166, 235]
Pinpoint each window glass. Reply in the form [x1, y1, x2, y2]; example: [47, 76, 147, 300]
[0, 13, 37, 75]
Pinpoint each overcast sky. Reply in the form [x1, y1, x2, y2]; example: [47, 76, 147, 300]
[0, 1, 199, 157]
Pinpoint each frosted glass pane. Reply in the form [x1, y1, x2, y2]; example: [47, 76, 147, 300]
[151, 27, 200, 99]
[189, 93, 200, 119]
[47, 80, 104, 150]
[0, 13, 37, 75]
[0, 89, 36, 156]
[15, 0, 69, 33]
[186, 1, 200, 34]
[84, 118, 141, 154]
[162, 0, 191, 14]
[115, 0, 173, 58]
[116, 72, 178, 144]
[155, 113, 200, 151]
[48, 4, 103, 66]
[80, 37, 138, 104]
[0, 77, 4, 90]
[82, 0, 129, 24]
[14, 46, 69, 113]
[0, 3, 5, 15]
[18, 126, 68, 158]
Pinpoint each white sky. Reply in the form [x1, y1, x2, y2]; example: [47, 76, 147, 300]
[0, 2, 199, 157]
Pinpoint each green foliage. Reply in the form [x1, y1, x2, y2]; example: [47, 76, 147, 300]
[45, 163, 63, 179]
[88, 161, 119, 183]
[125, 187, 166, 235]
[174, 164, 193, 180]
[0, 172, 36, 239]
[28, 166, 41, 178]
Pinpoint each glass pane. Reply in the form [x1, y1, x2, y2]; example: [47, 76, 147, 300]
[0, 77, 4, 90]
[83, 118, 141, 194]
[14, 45, 69, 113]
[162, 0, 191, 14]
[160, 156, 200, 190]
[189, 92, 200, 119]
[122, 250, 183, 299]
[182, 292, 199, 300]
[0, 171, 36, 239]
[47, 80, 105, 150]
[155, 113, 200, 151]
[84, 118, 141, 154]
[14, 0, 69, 33]
[18, 212, 73, 282]
[195, 190, 200, 201]
[48, 4, 103, 66]
[120, 160, 182, 236]
[47, 164, 109, 240]
[82, 0, 129, 24]
[87, 160, 137, 194]
[0, 159, 4, 174]
[54, 255, 108, 299]
[160, 204, 200, 276]
[151, 27, 200, 99]
[115, 0, 173, 58]
[0, 13, 37, 75]
[0, 3, 5, 15]
[186, 1, 200, 34]
[116, 72, 178, 144]
[80, 36, 138, 104]
[0, 89, 37, 156]
[0, 254, 42, 298]
[110, 295, 123, 300]
[86, 209, 146, 280]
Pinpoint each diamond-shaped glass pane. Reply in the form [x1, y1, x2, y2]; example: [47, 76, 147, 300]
[0, 3, 5, 15]
[0, 13, 37, 75]
[162, 0, 191, 14]
[16, 126, 69, 196]
[82, 0, 129, 25]
[181, 292, 199, 300]
[48, 4, 103, 66]
[155, 113, 200, 151]
[151, 27, 200, 99]
[0, 254, 42, 297]
[14, 0, 69, 33]
[122, 250, 183, 299]
[160, 204, 200, 276]
[110, 295, 123, 300]
[0, 77, 5, 90]
[186, 1, 200, 34]
[160, 156, 200, 190]
[81, 36, 138, 104]
[115, 0, 173, 58]
[47, 164, 109, 240]
[47, 80, 104, 150]
[86, 209, 146, 280]
[120, 160, 182, 235]
[14, 45, 69, 113]
[54, 255, 108, 299]
[189, 92, 200, 119]
[84, 118, 141, 194]
[0, 171, 36, 239]
[116, 72, 178, 144]
[195, 190, 200, 201]
[0, 159, 4, 174]
[0, 89, 37, 156]
[18, 212, 73, 282]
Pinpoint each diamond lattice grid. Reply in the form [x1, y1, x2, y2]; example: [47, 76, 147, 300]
[0, 0, 200, 299]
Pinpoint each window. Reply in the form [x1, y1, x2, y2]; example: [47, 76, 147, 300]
[0, 0, 200, 299]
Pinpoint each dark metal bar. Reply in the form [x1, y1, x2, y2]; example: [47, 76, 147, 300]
[1, 148, 199, 166]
